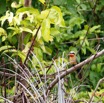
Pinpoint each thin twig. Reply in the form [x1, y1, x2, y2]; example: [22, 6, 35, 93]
[46, 51, 59, 73]
[61, 37, 104, 44]
[24, 26, 41, 65]
[77, 26, 90, 55]
[88, 77, 104, 103]
[0, 71, 15, 77]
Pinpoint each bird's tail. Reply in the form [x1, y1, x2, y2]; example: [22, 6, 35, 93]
[76, 68, 82, 79]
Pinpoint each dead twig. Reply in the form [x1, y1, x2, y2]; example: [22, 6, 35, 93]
[46, 50, 59, 74]
[88, 77, 104, 103]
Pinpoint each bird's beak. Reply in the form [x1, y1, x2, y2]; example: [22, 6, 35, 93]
[69, 54, 75, 57]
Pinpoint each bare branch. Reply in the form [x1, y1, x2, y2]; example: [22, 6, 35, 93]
[45, 49, 104, 96]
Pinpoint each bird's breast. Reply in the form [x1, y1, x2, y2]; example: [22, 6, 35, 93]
[69, 56, 77, 65]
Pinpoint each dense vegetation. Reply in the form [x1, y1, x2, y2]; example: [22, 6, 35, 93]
[0, 0, 104, 102]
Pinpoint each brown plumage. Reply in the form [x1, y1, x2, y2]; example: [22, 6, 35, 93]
[69, 51, 82, 79]
[69, 51, 77, 65]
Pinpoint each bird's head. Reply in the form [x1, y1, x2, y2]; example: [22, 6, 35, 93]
[69, 51, 76, 57]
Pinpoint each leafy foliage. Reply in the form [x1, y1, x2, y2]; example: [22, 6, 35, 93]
[0, 0, 104, 102]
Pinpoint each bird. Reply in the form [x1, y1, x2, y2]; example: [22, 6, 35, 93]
[69, 51, 82, 79]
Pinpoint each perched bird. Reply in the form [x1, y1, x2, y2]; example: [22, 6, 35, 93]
[69, 51, 82, 79]
[69, 51, 77, 65]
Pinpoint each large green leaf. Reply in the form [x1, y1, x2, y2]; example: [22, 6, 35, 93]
[39, 6, 65, 26]
[41, 19, 53, 42]
[48, 6, 65, 26]
[16, 7, 39, 15]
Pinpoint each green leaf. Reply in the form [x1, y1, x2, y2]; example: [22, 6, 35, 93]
[33, 47, 43, 61]
[38, 0, 45, 4]
[16, 7, 39, 14]
[0, 11, 9, 26]
[81, 47, 86, 55]
[7, 86, 15, 95]
[12, 51, 26, 62]
[22, 42, 31, 54]
[91, 64, 96, 71]
[97, 64, 101, 72]
[80, 4, 87, 10]
[76, 0, 80, 4]
[8, 27, 20, 36]
[87, 47, 96, 54]
[0, 11, 14, 26]
[66, 0, 76, 14]
[70, 30, 86, 39]
[50, 28, 60, 36]
[33, 29, 41, 40]
[41, 19, 53, 42]
[0, 28, 7, 41]
[24, 34, 31, 44]
[79, 36, 85, 46]
[76, 91, 89, 99]
[69, 17, 84, 29]
[18, 51, 26, 62]
[41, 46, 52, 55]
[11, 1, 22, 8]
[20, 27, 33, 33]
[3, 49, 17, 53]
[85, 38, 89, 46]
[90, 71, 99, 87]
[89, 25, 101, 33]
[0, 45, 14, 52]
[40, 10, 50, 19]
[48, 6, 65, 26]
